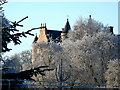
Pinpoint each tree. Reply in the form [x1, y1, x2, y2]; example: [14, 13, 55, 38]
[2, 55, 22, 73]
[5, 50, 32, 71]
[1, 15, 35, 52]
[105, 59, 120, 88]
[67, 16, 106, 41]
[0, 1, 35, 53]
[31, 42, 72, 87]
[0, 0, 8, 6]
[18, 50, 32, 64]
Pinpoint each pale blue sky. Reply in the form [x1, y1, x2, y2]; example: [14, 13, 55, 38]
[3, 2, 118, 56]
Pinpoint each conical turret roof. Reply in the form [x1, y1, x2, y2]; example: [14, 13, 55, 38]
[33, 34, 38, 43]
[62, 19, 71, 33]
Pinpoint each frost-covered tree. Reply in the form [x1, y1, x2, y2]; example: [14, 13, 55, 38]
[30, 42, 72, 87]
[2, 55, 22, 73]
[18, 50, 32, 70]
[2, 50, 31, 73]
[2, 50, 32, 71]
[68, 16, 107, 41]
[105, 59, 120, 88]
[62, 32, 119, 84]
[16, 50, 32, 64]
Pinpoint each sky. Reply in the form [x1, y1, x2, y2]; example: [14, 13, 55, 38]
[2, 1, 119, 56]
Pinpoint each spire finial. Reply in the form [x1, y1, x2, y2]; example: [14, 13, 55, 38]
[89, 10, 92, 19]
[45, 23, 46, 27]
[41, 23, 42, 27]
[67, 15, 69, 21]
[89, 15, 91, 19]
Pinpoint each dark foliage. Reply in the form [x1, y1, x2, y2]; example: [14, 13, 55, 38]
[2, 16, 35, 52]
[0, 0, 8, 6]
[2, 66, 54, 89]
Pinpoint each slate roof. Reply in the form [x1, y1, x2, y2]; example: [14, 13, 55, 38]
[46, 30, 62, 42]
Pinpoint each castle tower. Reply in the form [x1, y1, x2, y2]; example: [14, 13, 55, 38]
[61, 19, 71, 40]
[37, 23, 48, 42]
[32, 24, 48, 64]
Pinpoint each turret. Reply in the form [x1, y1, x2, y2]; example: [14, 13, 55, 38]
[61, 19, 71, 40]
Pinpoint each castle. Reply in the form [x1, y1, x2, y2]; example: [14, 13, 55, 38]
[32, 19, 71, 63]
[32, 19, 71, 43]
[31, 16, 115, 64]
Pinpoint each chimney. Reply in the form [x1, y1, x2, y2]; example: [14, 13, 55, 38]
[108, 26, 114, 34]
[37, 23, 48, 42]
[62, 28, 64, 32]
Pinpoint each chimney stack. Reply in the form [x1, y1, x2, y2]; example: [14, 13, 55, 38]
[37, 23, 48, 42]
[108, 26, 114, 34]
